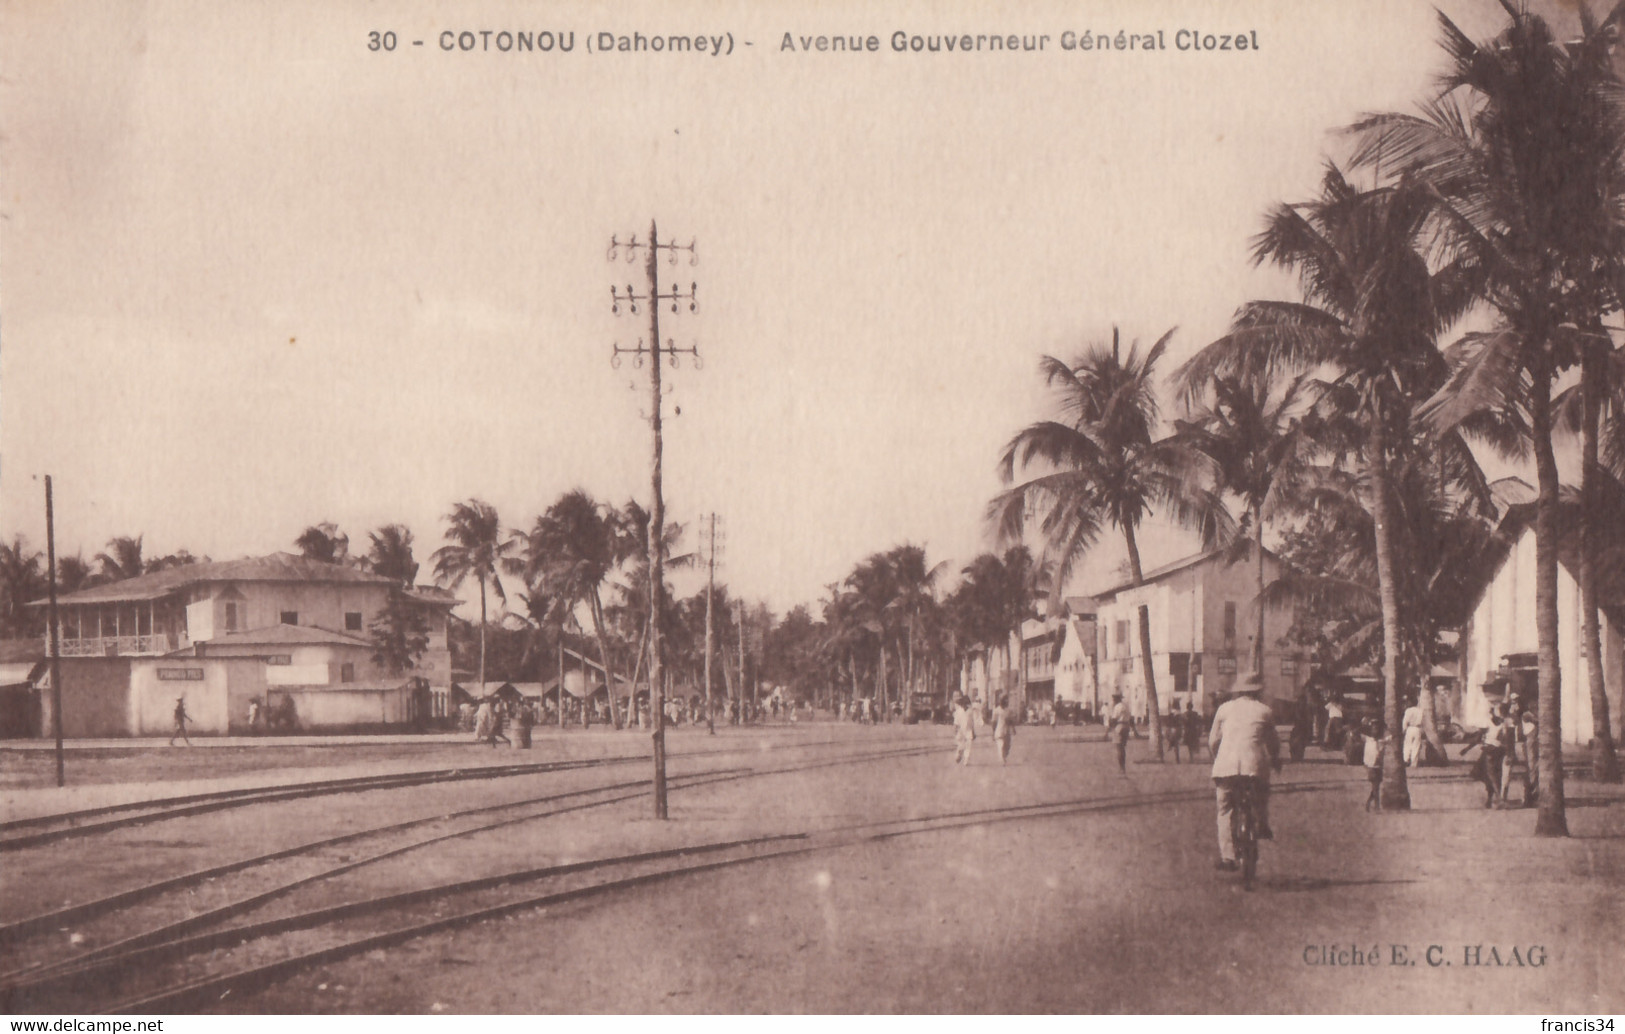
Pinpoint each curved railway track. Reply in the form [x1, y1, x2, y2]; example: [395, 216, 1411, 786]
[0, 742, 942, 1011]
[0, 769, 1350, 1014]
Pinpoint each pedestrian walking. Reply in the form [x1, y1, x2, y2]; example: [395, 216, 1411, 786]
[473, 699, 495, 744]
[1108, 694, 1131, 774]
[1325, 694, 1346, 748]
[1515, 702, 1538, 807]
[952, 696, 976, 766]
[992, 694, 1014, 765]
[1459, 711, 1511, 808]
[1182, 701, 1203, 763]
[1402, 697, 1424, 767]
[169, 696, 192, 746]
[1168, 709, 1185, 763]
[246, 697, 261, 735]
[1362, 720, 1385, 811]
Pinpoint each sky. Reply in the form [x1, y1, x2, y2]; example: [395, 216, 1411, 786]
[0, 0, 1526, 618]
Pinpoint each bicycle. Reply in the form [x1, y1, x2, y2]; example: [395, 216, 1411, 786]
[1229, 776, 1263, 891]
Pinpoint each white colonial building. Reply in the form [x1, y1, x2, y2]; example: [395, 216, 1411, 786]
[28, 553, 457, 736]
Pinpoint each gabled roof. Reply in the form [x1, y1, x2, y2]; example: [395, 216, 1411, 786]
[198, 624, 374, 649]
[32, 553, 395, 606]
[1089, 547, 1280, 603]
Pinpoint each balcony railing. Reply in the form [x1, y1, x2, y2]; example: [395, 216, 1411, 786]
[50, 634, 188, 657]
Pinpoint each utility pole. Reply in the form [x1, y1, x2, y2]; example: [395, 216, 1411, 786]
[610, 222, 698, 820]
[45, 477, 63, 788]
[700, 512, 724, 736]
[737, 599, 748, 723]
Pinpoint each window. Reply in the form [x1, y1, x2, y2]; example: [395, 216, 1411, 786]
[1222, 602, 1237, 642]
[1114, 620, 1129, 653]
[280, 611, 298, 626]
[1216, 656, 1238, 675]
[1281, 658, 1299, 676]
[224, 602, 240, 633]
[345, 612, 363, 632]
[340, 662, 355, 683]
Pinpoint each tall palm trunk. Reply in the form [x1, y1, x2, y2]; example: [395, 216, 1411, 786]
[588, 590, 622, 730]
[1530, 365, 1568, 835]
[1370, 394, 1411, 810]
[1251, 504, 1266, 676]
[848, 649, 859, 710]
[876, 642, 888, 721]
[477, 576, 488, 692]
[1124, 524, 1164, 760]
[1580, 338, 1621, 782]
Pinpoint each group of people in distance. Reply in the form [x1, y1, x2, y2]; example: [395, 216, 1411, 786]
[1458, 695, 1540, 809]
[950, 693, 1015, 765]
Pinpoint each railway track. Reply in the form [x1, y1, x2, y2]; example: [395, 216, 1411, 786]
[0, 732, 898, 851]
[0, 742, 942, 1011]
[1, 768, 1347, 1014]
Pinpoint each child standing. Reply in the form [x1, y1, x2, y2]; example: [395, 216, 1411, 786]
[1362, 720, 1385, 811]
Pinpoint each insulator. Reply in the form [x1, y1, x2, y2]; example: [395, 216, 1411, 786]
[611, 351, 622, 369]
[607, 237, 620, 262]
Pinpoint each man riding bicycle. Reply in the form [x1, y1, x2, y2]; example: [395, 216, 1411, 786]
[1209, 674, 1281, 872]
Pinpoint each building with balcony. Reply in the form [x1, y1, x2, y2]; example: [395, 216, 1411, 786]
[26, 553, 457, 735]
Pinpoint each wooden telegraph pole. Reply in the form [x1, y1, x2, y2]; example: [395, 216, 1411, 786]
[610, 223, 699, 820]
[45, 476, 64, 787]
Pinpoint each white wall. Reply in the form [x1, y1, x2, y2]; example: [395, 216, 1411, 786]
[1464, 527, 1624, 744]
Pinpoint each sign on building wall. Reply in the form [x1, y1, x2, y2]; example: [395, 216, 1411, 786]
[157, 667, 205, 681]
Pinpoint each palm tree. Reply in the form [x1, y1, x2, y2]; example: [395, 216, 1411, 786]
[819, 585, 869, 713]
[1353, 5, 1625, 831]
[993, 328, 1229, 759]
[430, 500, 514, 692]
[55, 554, 94, 595]
[0, 536, 46, 637]
[1556, 340, 1625, 781]
[881, 544, 948, 713]
[846, 553, 899, 719]
[295, 523, 350, 564]
[1177, 169, 1477, 807]
[614, 500, 694, 703]
[513, 491, 627, 729]
[364, 524, 420, 589]
[1173, 372, 1314, 676]
[95, 535, 145, 582]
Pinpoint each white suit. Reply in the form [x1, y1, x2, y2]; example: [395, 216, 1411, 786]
[1209, 694, 1280, 863]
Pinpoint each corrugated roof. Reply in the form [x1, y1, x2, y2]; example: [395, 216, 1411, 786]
[401, 587, 458, 608]
[199, 624, 373, 649]
[30, 553, 395, 606]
